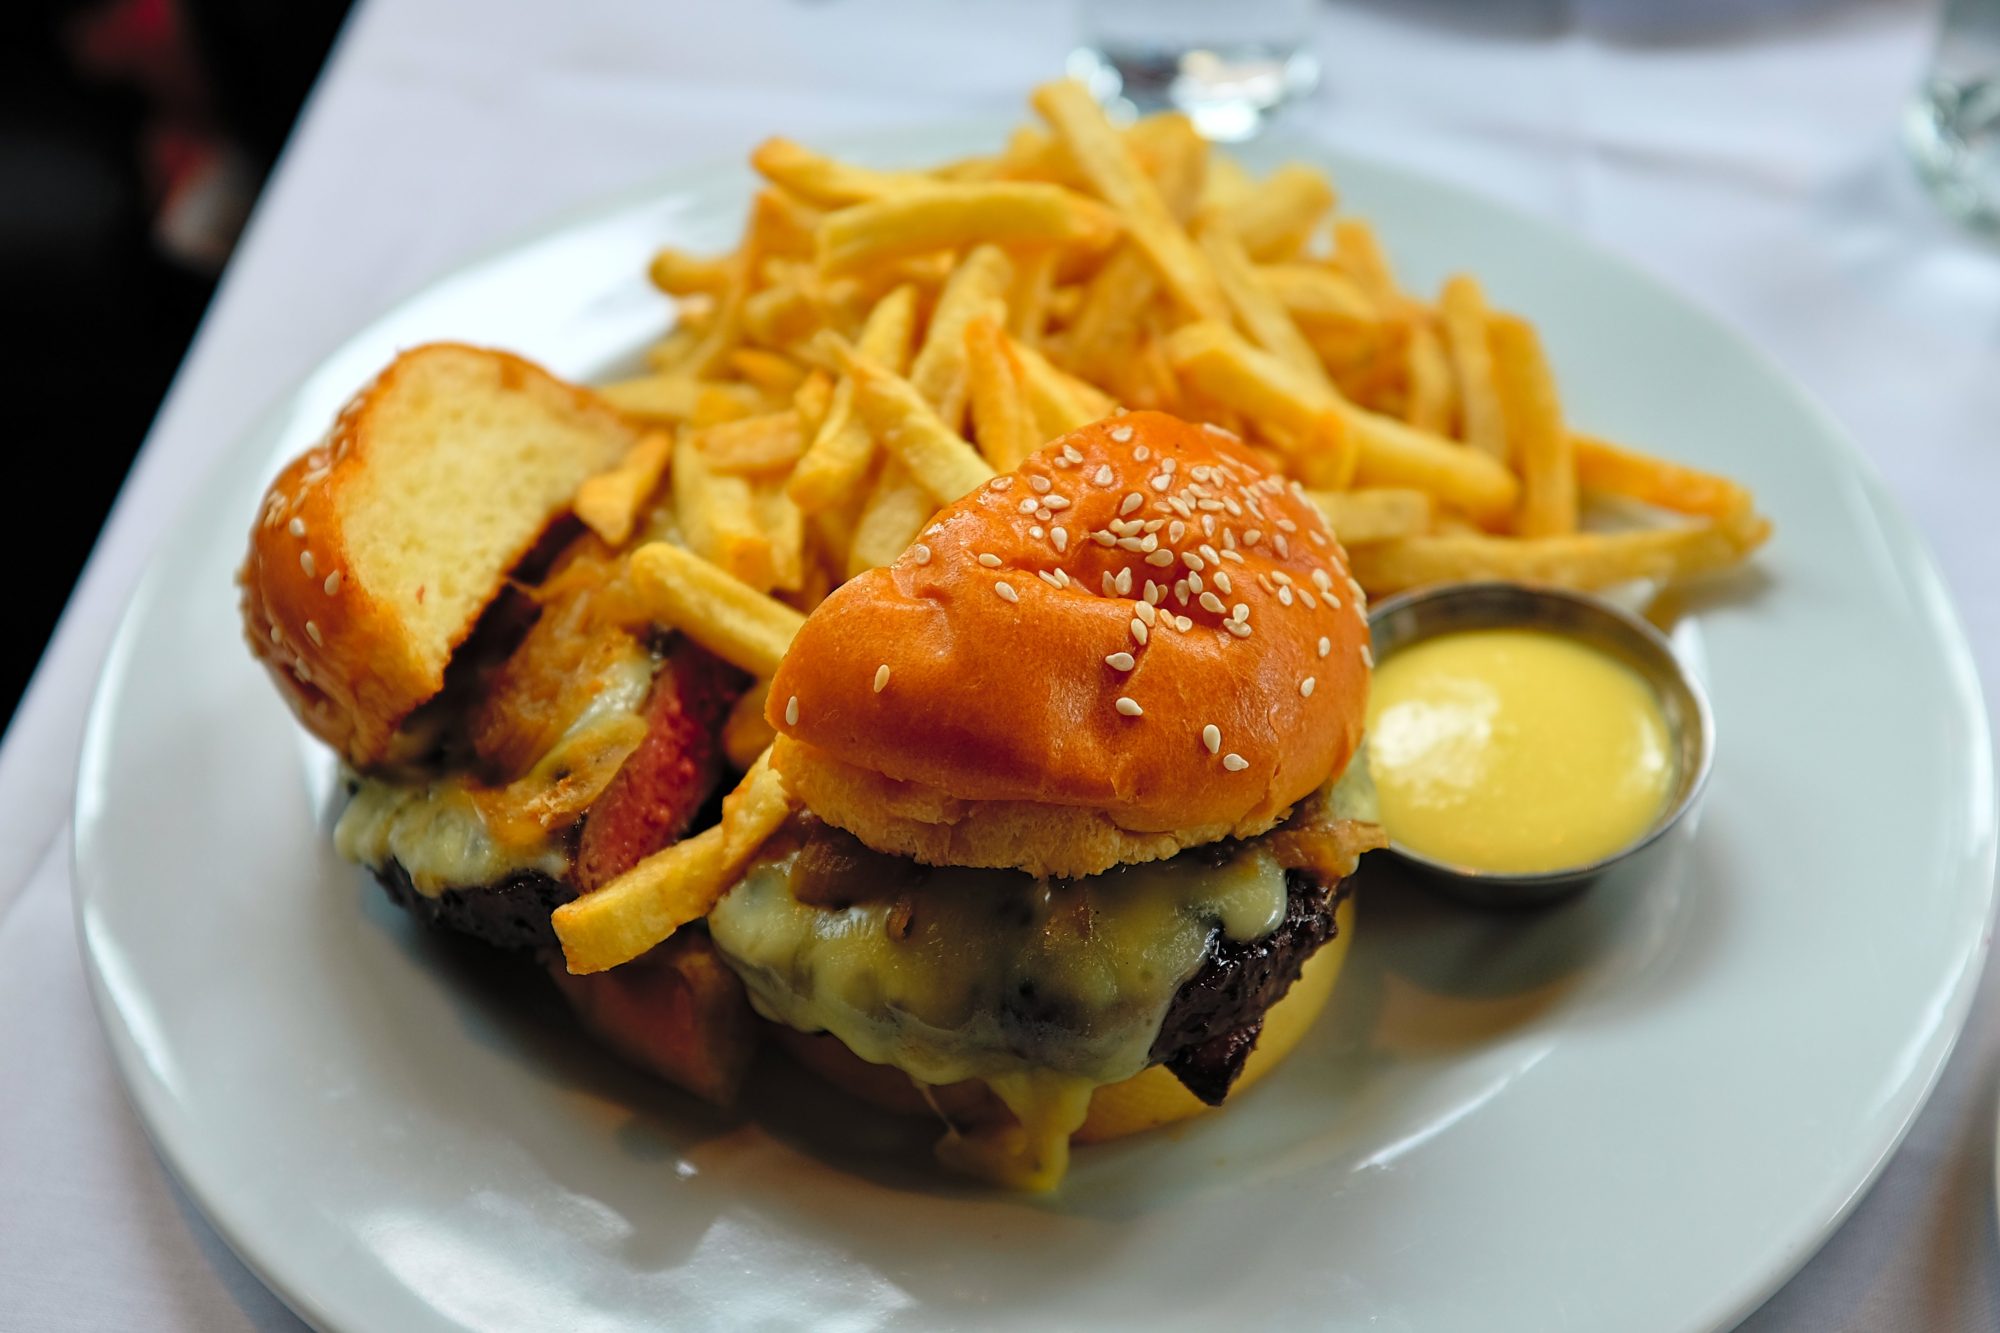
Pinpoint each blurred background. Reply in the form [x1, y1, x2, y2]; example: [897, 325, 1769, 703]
[1, 0, 350, 727]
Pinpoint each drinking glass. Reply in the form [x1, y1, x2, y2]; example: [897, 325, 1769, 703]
[1906, 0, 2000, 230]
[1069, 0, 1319, 141]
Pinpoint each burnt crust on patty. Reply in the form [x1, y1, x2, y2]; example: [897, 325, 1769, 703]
[373, 856, 576, 952]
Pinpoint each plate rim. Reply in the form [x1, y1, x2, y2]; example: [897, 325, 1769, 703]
[71, 121, 1999, 1333]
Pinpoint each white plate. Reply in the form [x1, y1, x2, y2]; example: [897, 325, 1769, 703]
[75, 125, 1996, 1333]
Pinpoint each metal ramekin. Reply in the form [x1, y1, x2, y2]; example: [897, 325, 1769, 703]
[1363, 582, 1715, 907]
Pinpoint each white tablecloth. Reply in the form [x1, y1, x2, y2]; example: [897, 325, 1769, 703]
[4, 1, 1996, 1327]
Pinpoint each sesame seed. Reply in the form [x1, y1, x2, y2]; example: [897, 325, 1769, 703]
[1038, 570, 1062, 588]
[1174, 578, 1189, 601]
[1145, 549, 1176, 567]
[1030, 525, 1045, 539]
[1106, 652, 1136, 671]
[1311, 568, 1334, 592]
[1245, 529, 1264, 546]
[1120, 492, 1144, 516]
[1134, 445, 1151, 461]
[1030, 474, 1052, 493]
[1199, 544, 1220, 564]
[1130, 618, 1149, 645]
[1054, 568, 1071, 587]
[1115, 696, 1144, 717]
[1223, 752, 1249, 771]
[1144, 580, 1162, 605]
[1117, 535, 1145, 552]
[1232, 603, 1249, 622]
[1143, 518, 1165, 533]
[1019, 498, 1040, 514]
[1318, 637, 1331, 657]
[1176, 615, 1194, 632]
[1188, 572, 1204, 595]
[1202, 724, 1221, 754]
[1203, 422, 1238, 440]
[1150, 474, 1171, 492]
[874, 665, 891, 693]
[305, 619, 322, 645]
[1064, 444, 1085, 463]
[991, 476, 1014, 490]
[1101, 572, 1117, 596]
[1361, 644, 1375, 668]
[323, 571, 342, 596]
[1299, 590, 1317, 609]
[1227, 620, 1253, 639]
[1279, 587, 1295, 606]
[1162, 458, 1177, 475]
[978, 552, 1002, 568]
[1045, 495, 1071, 511]
[288, 517, 306, 538]
[996, 582, 1019, 604]
[1301, 677, 1316, 697]
[1093, 465, 1114, 486]
[1309, 531, 1330, 546]
[1114, 568, 1133, 596]
[1169, 497, 1194, 518]
[1213, 571, 1233, 594]
[1182, 551, 1204, 572]
[1277, 517, 1298, 533]
[913, 544, 932, 564]
[268, 625, 280, 644]
[1052, 456, 1074, 469]
[1135, 600, 1157, 625]
[1168, 520, 1186, 543]
[1272, 571, 1293, 585]
[1224, 498, 1243, 517]
[786, 695, 800, 726]
[1274, 534, 1290, 557]
[1053, 527, 1069, 552]
[1092, 530, 1118, 547]
[1109, 424, 1134, 442]
[1199, 591, 1225, 614]
[1221, 528, 1237, 550]
[299, 550, 316, 577]
[1220, 549, 1245, 564]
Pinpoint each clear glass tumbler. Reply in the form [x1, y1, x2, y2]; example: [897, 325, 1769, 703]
[1069, 0, 1319, 142]
[1906, 0, 2000, 230]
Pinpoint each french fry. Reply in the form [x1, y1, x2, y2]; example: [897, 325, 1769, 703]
[1490, 313, 1574, 536]
[966, 315, 1042, 471]
[1257, 263, 1377, 326]
[1331, 218, 1401, 308]
[690, 411, 806, 476]
[626, 541, 804, 677]
[1573, 434, 1754, 519]
[1199, 219, 1331, 390]
[1140, 112, 1209, 225]
[816, 183, 1116, 276]
[1404, 321, 1455, 436]
[1166, 322, 1519, 523]
[1226, 163, 1337, 262]
[841, 345, 997, 503]
[648, 249, 733, 296]
[754, 482, 807, 592]
[1440, 275, 1507, 460]
[741, 280, 826, 350]
[1307, 488, 1435, 546]
[751, 137, 936, 207]
[1061, 245, 1157, 383]
[909, 245, 1014, 426]
[673, 434, 776, 589]
[1030, 79, 1228, 322]
[600, 375, 764, 424]
[1347, 516, 1772, 595]
[788, 283, 918, 512]
[575, 431, 672, 547]
[1007, 334, 1118, 436]
[553, 751, 794, 974]
[791, 369, 834, 439]
[722, 680, 776, 772]
[847, 462, 938, 576]
[1006, 247, 1061, 348]
[1200, 151, 1256, 215]
[727, 348, 808, 397]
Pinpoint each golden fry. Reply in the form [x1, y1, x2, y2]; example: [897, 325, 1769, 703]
[1030, 79, 1228, 322]
[966, 315, 1043, 471]
[1403, 321, 1455, 436]
[691, 411, 806, 476]
[755, 481, 807, 592]
[1257, 263, 1377, 326]
[554, 751, 793, 974]
[841, 346, 997, 503]
[1062, 245, 1156, 383]
[1199, 219, 1331, 389]
[648, 249, 733, 296]
[1490, 313, 1574, 536]
[674, 432, 775, 588]
[1225, 163, 1336, 262]
[848, 462, 938, 576]
[751, 137, 936, 206]
[600, 375, 764, 424]
[1331, 218, 1400, 308]
[910, 245, 1014, 426]
[1306, 487, 1435, 546]
[1008, 334, 1118, 437]
[1440, 275, 1506, 460]
[816, 183, 1115, 276]
[1573, 434, 1754, 519]
[1006, 247, 1061, 349]
[788, 283, 918, 513]
[722, 680, 776, 772]
[626, 541, 805, 677]
[1347, 516, 1772, 595]
[727, 348, 808, 397]
[575, 431, 672, 547]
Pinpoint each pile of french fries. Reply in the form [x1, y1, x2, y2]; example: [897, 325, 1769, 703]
[550, 79, 1771, 974]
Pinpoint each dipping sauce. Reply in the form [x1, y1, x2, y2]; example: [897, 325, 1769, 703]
[1366, 628, 1673, 874]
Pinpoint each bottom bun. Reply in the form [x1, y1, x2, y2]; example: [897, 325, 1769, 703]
[772, 895, 1355, 1149]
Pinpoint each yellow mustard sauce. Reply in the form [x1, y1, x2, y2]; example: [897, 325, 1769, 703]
[1365, 628, 1673, 874]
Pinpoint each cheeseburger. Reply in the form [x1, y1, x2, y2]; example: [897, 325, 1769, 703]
[241, 343, 1382, 1190]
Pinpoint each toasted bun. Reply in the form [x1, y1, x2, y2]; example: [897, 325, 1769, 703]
[774, 894, 1354, 1147]
[766, 412, 1369, 872]
[240, 343, 645, 768]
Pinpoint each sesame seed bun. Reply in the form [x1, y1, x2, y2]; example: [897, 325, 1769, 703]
[239, 343, 645, 769]
[765, 412, 1370, 876]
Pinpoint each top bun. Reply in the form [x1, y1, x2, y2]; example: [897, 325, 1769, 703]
[239, 343, 645, 769]
[766, 412, 1370, 853]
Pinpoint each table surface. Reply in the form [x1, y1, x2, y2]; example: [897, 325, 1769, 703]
[6, 0, 1998, 1327]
